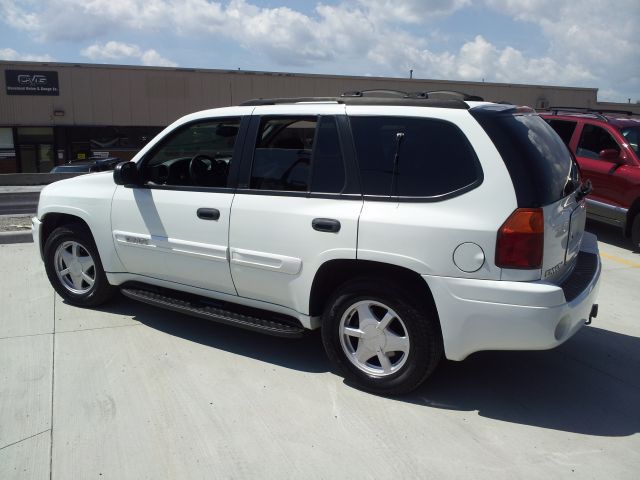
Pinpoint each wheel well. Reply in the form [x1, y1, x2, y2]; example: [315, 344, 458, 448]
[40, 213, 92, 251]
[625, 198, 640, 237]
[309, 259, 440, 324]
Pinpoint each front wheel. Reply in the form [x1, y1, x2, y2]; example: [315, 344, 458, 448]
[44, 225, 116, 307]
[321, 279, 442, 395]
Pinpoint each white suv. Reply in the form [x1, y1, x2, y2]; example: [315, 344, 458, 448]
[32, 91, 601, 395]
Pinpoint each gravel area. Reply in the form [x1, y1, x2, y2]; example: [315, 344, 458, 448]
[0, 215, 32, 232]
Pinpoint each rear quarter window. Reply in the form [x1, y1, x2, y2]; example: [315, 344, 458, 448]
[471, 108, 578, 207]
[349, 116, 482, 199]
[546, 119, 577, 146]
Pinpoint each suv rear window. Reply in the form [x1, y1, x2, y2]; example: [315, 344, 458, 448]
[349, 116, 482, 199]
[471, 106, 579, 207]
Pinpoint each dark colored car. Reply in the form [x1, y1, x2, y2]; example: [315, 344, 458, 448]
[540, 107, 640, 249]
[50, 156, 121, 173]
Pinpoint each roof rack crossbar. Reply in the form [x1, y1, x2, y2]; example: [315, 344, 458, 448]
[340, 89, 484, 102]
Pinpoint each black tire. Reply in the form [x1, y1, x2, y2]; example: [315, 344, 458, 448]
[632, 214, 640, 252]
[321, 278, 442, 395]
[43, 224, 116, 307]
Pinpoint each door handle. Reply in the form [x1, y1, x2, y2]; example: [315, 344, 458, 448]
[197, 208, 220, 220]
[312, 218, 341, 233]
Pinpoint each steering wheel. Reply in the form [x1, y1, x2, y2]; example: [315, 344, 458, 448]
[189, 154, 215, 186]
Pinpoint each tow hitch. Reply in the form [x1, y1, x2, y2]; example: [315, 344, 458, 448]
[586, 304, 598, 325]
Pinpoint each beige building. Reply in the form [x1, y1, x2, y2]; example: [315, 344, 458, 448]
[0, 60, 636, 173]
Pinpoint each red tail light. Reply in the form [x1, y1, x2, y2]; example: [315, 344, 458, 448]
[495, 208, 544, 269]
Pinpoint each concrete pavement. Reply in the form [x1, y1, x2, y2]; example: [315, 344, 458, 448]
[0, 229, 639, 479]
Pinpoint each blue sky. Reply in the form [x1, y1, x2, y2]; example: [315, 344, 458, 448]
[1, 0, 638, 102]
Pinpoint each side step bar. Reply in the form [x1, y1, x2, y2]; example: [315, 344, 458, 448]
[121, 287, 306, 338]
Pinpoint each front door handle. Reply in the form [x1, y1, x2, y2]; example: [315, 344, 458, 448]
[312, 218, 341, 233]
[197, 208, 220, 220]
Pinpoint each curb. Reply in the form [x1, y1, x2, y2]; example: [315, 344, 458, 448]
[0, 230, 33, 244]
[0, 172, 83, 186]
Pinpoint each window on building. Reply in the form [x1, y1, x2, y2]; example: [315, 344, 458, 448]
[0, 128, 17, 174]
[16, 127, 54, 173]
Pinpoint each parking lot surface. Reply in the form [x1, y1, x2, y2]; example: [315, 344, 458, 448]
[1, 222, 639, 479]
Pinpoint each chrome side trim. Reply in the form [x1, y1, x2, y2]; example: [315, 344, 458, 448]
[230, 248, 302, 275]
[113, 230, 228, 262]
[585, 198, 627, 226]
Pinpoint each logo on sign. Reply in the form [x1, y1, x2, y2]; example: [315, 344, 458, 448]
[17, 74, 49, 86]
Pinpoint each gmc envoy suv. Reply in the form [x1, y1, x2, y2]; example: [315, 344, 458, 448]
[32, 91, 601, 395]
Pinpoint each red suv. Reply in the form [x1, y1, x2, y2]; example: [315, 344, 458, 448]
[540, 108, 640, 249]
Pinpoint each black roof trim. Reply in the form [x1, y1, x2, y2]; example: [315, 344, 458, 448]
[240, 95, 470, 109]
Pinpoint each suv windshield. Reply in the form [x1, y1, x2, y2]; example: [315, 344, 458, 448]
[621, 126, 640, 155]
[471, 106, 579, 207]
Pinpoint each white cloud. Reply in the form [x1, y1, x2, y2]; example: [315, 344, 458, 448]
[0, 47, 55, 62]
[357, 0, 471, 24]
[80, 41, 177, 67]
[483, 0, 640, 99]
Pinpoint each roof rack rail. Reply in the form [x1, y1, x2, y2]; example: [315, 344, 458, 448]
[547, 106, 638, 122]
[240, 97, 339, 106]
[239, 94, 471, 109]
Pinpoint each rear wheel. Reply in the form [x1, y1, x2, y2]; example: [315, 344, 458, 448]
[44, 225, 116, 307]
[321, 279, 442, 395]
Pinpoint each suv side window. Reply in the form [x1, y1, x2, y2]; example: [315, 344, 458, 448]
[350, 116, 481, 198]
[142, 118, 240, 187]
[577, 124, 620, 159]
[547, 119, 577, 146]
[250, 116, 346, 193]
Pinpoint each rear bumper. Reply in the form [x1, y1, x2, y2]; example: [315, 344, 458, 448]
[424, 232, 601, 361]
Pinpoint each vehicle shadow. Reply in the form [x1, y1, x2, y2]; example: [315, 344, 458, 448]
[587, 220, 638, 253]
[107, 296, 330, 374]
[96, 296, 640, 437]
[402, 326, 640, 437]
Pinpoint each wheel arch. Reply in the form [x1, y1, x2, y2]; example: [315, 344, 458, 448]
[40, 212, 93, 254]
[309, 259, 442, 332]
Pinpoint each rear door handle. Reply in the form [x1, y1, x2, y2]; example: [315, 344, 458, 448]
[312, 218, 341, 233]
[197, 208, 220, 220]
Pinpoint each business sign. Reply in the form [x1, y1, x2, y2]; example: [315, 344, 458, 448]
[5, 70, 59, 96]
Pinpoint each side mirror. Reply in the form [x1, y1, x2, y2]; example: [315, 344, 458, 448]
[113, 161, 140, 186]
[599, 149, 622, 163]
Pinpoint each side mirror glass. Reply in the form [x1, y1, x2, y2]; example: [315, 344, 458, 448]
[113, 161, 140, 186]
[599, 148, 622, 163]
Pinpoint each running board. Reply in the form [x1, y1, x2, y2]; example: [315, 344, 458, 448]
[120, 287, 305, 338]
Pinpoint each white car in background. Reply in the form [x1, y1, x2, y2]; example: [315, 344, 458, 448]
[32, 91, 601, 395]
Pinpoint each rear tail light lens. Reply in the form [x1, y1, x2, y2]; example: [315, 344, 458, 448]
[495, 208, 544, 269]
